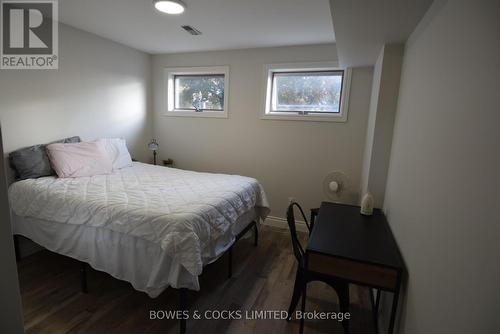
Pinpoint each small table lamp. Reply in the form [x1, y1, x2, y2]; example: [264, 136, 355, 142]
[147, 139, 159, 165]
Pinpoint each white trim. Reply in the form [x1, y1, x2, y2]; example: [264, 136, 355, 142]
[262, 215, 309, 233]
[260, 62, 351, 122]
[163, 66, 229, 118]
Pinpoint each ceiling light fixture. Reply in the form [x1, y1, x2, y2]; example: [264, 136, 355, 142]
[154, 0, 186, 15]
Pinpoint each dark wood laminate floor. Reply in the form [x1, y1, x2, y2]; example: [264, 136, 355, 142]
[17, 226, 375, 334]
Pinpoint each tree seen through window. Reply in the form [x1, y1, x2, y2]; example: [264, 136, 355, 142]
[174, 75, 225, 111]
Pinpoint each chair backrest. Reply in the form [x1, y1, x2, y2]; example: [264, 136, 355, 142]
[286, 202, 309, 266]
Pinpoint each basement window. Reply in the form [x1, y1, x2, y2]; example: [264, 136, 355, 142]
[164, 66, 229, 118]
[262, 63, 351, 122]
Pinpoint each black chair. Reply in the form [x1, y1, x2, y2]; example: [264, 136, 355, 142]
[309, 207, 319, 233]
[286, 202, 350, 334]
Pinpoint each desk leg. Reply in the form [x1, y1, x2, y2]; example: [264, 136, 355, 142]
[368, 288, 380, 334]
[375, 289, 381, 314]
[370, 289, 380, 334]
[388, 283, 400, 334]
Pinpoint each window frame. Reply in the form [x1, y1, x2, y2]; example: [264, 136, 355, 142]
[164, 66, 229, 118]
[261, 62, 351, 122]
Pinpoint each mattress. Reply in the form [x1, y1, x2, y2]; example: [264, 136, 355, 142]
[9, 162, 270, 297]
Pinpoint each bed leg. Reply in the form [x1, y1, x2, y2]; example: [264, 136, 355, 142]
[253, 222, 258, 246]
[80, 262, 88, 293]
[228, 247, 233, 279]
[13, 235, 20, 262]
[179, 288, 187, 334]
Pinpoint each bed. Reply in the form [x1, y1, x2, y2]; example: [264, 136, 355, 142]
[9, 162, 270, 301]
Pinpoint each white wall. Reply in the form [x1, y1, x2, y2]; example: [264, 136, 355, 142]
[384, 0, 500, 333]
[0, 23, 152, 162]
[360, 44, 404, 208]
[0, 126, 24, 334]
[360, 49, 383, 204]
[152, 44, 373, 219]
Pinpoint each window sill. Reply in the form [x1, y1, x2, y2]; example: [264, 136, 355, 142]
[260, 113, 347, 122]
[162, 110, 228, 119]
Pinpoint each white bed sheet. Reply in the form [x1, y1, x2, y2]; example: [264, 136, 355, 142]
[12, 209, 256, 297]
[9, 163, 269, 297]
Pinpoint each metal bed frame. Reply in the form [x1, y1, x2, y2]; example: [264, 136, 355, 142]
[14, 220, 259, 334]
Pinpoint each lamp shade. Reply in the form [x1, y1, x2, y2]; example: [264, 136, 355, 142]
[148, 139, 159, 151]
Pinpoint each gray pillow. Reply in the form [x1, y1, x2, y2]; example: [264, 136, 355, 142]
[9, 136, 81, 180]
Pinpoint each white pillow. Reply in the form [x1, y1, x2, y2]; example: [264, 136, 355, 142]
[97, 138, 133, 170]
[47, 141, 113, 178]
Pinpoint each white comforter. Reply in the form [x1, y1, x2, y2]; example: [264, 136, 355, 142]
[9, 162, 269, 282]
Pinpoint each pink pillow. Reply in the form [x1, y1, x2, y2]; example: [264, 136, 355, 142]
[46, 141, 113, 178]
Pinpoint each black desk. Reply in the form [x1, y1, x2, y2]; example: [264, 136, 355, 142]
[305, 202, 406, 334]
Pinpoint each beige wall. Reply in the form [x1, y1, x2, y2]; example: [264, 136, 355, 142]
[384, 0, 500, 333]
[152, 44, 373, 219]
[0, 23, 152, 162]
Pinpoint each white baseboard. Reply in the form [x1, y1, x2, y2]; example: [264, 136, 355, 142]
[262, 215, 309, 233]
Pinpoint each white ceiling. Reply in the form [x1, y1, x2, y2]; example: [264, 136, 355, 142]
[329, 0, 433, 67]
[58, 0, 335, 54]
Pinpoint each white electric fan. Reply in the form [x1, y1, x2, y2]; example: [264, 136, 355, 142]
[322, 171, 348, 202]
